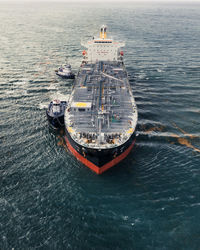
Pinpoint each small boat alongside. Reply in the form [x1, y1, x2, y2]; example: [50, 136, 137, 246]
[46, 100, 67, 129]
[55, 64, 75, 79]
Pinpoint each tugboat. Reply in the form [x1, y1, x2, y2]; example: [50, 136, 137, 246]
[55, 64, 75, 79]
[64, 25, 138, 174]
[46, 100, 67, 129]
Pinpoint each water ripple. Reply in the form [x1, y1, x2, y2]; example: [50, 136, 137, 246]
[0, 2, 200, 250]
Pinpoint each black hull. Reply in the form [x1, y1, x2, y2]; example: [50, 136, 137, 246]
[56, 73, 75, 79]
[64, 129, 136, 174]
[46, 112, 65, 129]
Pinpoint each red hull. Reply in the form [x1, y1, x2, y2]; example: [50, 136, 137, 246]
[64, 135, 136, 174]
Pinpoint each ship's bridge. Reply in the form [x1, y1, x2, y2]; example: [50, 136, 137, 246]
[81, 25, 125, 63]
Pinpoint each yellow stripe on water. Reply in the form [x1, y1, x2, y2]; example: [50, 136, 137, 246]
[172, 122, 199, 139]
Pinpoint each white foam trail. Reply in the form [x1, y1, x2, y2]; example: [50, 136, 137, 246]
[137, 73, 147, 80]
[39, 102, 49, 109]
[49, 92, 70, 102]
[47, 84, 57, 90]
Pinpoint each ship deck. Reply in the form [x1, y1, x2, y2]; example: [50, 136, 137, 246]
[65, 60, 137, 149]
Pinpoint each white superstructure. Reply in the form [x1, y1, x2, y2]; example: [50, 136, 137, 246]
[81, 25, 125, 63]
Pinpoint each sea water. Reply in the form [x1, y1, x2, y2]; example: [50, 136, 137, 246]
[0, 2, 200, 249]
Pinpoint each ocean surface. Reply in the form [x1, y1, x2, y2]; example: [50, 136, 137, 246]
[0, 1, 200, 249]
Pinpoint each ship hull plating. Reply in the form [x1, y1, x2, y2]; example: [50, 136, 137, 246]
[46, 113, 65, 129]
[64, 130, 136, 174]
[56, 72, 75, 79]
[64, 26, 138, 174]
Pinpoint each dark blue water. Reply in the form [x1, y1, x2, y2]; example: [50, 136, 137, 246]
[0, 2, 200, 249]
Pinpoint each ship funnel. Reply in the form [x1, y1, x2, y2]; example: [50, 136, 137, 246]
[100, 25, 107, 39]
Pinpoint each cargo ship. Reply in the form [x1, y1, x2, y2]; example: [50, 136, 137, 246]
[64, 25, 138, 174]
